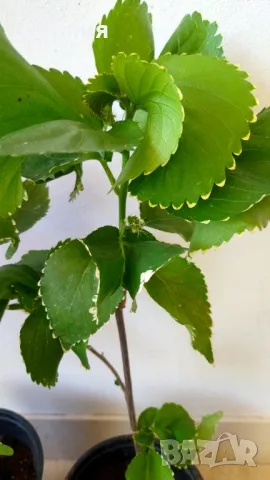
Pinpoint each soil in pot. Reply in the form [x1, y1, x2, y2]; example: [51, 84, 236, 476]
[0, 436, 36, 480]
[67, 436, 202, 480]
[90, 457, 130, 480]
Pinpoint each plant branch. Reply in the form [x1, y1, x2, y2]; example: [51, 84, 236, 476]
[87, 345, 126, 394]
[99, 159, 120, 195]
[115, 307, 137, 433]
[118, 150, 129, 230]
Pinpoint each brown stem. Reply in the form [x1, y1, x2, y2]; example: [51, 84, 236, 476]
[87, 345, 126, 394]
[115, 306, 137, 433]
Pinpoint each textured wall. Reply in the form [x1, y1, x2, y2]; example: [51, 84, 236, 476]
[0, 0, 270, 418]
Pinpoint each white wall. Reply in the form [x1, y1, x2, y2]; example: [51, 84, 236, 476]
[0, 0, 270, 419]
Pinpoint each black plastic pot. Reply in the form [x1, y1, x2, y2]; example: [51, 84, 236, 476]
[0, 409, 44, 479]
[67, 435, 203, 479]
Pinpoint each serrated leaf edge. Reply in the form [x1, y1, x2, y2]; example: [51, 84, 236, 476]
[19, 313, 63, 388]
[189, 196, 270, 253]
[133, 53, 257, 209]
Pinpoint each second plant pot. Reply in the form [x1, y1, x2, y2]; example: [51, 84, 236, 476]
[0, 409, 44, 480]
[66, 435, 203, 480]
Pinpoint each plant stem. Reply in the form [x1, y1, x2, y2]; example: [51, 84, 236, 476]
[115, 307, 137, 433]
[87, 345, 126, 394]
[100, 159, 120, 195]
[116, 147, 138, 443]
[118, 150, 129, 230]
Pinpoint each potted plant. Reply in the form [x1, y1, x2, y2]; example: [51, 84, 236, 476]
[0, 0, 268, 477]
[0, 409, 43, 479]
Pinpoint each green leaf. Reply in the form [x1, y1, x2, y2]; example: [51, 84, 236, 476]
[98, 286, 124, 326]
[20, 304, 64, 387]
[69, 163, 84, 201]
[138, 407, 158, 430]
[22, 152, 100, 183]
[145, 257, 213, 363]
[0, 179, 49, 257]
[15, 286, 37, 313]
[140, 202, 194, 242]
[84, 226, 124, 304]
[190, 196, 270, 251]
[197, 411, 223, 441]
[34, 66, 100, 128]
[0, 264, 39, 300]
[161, 11, 223, 57]
[0, 443, 14, 456]
[0, 261, 40, 312]
[13, 180, 50, 233]
[0, 119, 143, 157]
[112, 53, 184, 183]
[134, 430, 154, 447]
[85, 73, 120, 124]
[0, 181, 49, 258]
[40, 240, 99, 349]
[0, 299, 9, 322]
[83, 228, 124, 325]
[19, 250, 49, 274]
[93, 0, 154, 74]
[0, 26, 98, 137]
[154, 403, 196, 442]
[72, 341, 90, 370]
[0, 157, 24, 217]
[125, 450, 173, 480]
[168, 108, 270, 222]
[0, 216, 19, 260]
[123, 229, 185, 299]
[130, 54, 256, 207]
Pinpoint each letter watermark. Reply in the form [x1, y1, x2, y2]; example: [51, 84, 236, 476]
[160, 433, 258, 468]
[95, 25, 108, 38]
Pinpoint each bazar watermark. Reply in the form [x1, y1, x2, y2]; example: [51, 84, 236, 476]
[95, 25, 108, 38]
[160, 433, 258, 468]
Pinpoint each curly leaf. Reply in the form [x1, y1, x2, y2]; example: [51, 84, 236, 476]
[161, 12, 223, 57]
[123, 229, 185, 299]
[85, 73, 120, 124]
[168, 108, 270, 222]
[112, 53, 184, 183]
[130, 54, 256, 207]
[93, 0, 154, 73]
[126, 450, 173, 480]
[20, 305, 64, 387]
[190, 196, 270, 252]
[0, 119, 143, 157]
[140, 202, 194, 242]
[40, 240, 99, 350]
[145, 257, 213, 363]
